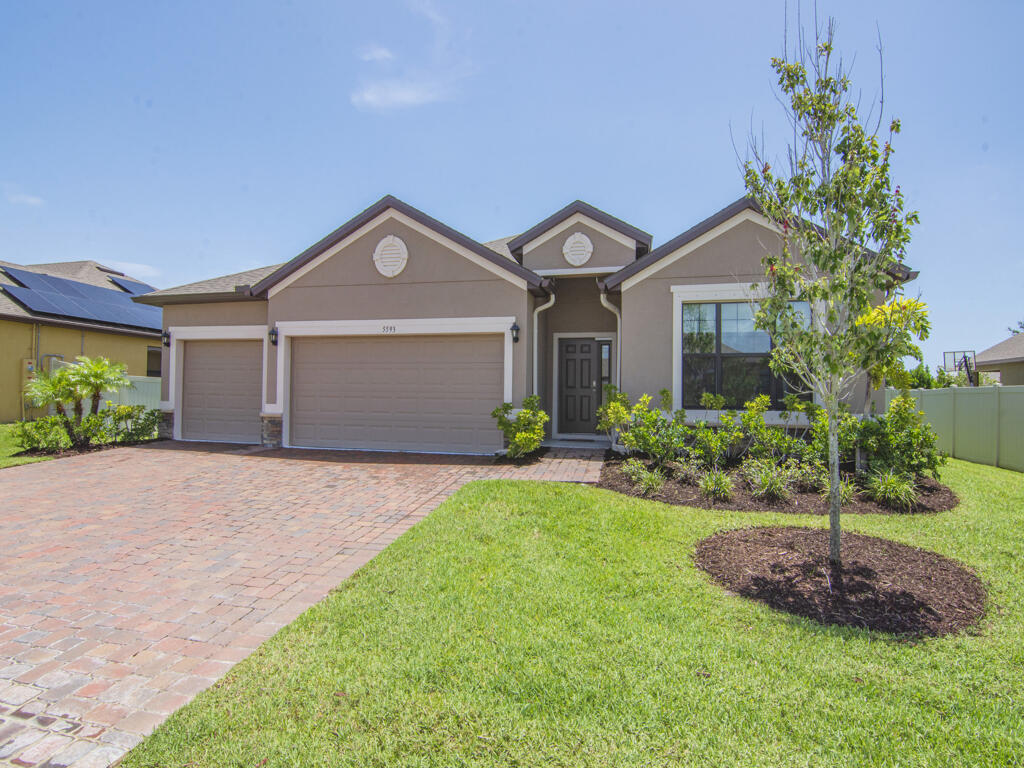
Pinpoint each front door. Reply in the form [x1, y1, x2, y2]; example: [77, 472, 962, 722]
[558, 338, 600, 434]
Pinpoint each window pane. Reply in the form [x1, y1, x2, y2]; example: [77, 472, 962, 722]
[600, 342, 611, 379]
[682, 356, 716, 408]
[721, 302, 770, 353]
[789, 300, 811, 329]
[721, 356, 772, 408]
[682, 303, 716, 353]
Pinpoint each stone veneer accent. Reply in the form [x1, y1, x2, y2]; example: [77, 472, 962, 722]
[261, 414, 283, 448]
[158, 410, 174, 440]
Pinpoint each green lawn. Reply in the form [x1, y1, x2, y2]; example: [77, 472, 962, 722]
[123, 460, 1024, 768]
[0, 422, 50, 469]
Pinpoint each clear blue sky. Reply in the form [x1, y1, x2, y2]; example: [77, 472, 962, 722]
[1, 1, 1020, 367]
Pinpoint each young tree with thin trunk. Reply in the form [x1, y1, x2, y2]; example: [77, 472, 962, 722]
[744, 15, 927, 573]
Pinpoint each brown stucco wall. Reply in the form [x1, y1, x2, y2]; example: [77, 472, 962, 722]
[266, 217, 532, 407]
[522, 221, 635, 272]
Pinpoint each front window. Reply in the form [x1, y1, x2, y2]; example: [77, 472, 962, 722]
[681, 301, 808, 408]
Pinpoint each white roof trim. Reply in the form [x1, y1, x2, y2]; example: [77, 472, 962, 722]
[533, 266, 621, 277]
[521, 212, 636, 255]
[267, 209, 528, 297]
[621, 209, 775, 291]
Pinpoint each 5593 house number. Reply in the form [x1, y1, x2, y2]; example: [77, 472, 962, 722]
[381, 325, 398, 334]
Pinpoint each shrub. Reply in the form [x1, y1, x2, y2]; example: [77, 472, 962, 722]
[862, 469, 918, 511]
[808, 407, 860, 466]
[741, 458, 791, 501]
[699, 468, 733, 501]
[622, 458, 665, 496]
[618, 392, 689, 470]
[596, 384, 632, 441]
[491, 395, 549, 459]
[819, 474, 857, 505]
[859, 395, 946, 479]
[13, 416, 71, 452]
[699, 392, 727, 410]
[670, 457, 702, 486]
[786, 458, 824, 493]
[107, 405, 161, 443]
[689, 411, 744, 470]
[739, 394, 809, 463]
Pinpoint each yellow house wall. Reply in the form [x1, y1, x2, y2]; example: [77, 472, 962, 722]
[0, 317, 157, 422]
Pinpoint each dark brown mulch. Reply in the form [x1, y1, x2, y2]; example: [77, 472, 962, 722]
[598, 456, 959, 515]
[693, 526, 986, 637]
[11, 438, 167, 462]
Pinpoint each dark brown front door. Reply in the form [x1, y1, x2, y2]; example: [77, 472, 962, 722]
[558, 338, 599, 434]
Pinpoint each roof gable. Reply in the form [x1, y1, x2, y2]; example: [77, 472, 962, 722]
[250, 195, 546, 297]
[506, 201, 652, 260]
[977, 333, 1024, 365]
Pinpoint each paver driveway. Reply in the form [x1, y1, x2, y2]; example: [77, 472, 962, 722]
[0, 442, 602, 767]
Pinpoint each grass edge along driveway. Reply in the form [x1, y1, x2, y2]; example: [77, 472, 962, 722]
[0, 422, 50, 469]
[123, 459, 1024, 768]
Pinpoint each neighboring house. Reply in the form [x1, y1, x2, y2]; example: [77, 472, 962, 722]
[136, 195, 915, 454]
[976, 334, 1024, 385]
[0, 260, 163, 422]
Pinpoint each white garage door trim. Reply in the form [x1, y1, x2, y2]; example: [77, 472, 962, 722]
[163, 325, 268, 441]
[272, 316, 516, 450]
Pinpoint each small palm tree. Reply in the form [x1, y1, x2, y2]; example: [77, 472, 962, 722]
[69, 356, 132, 415]
[23, 368, 81, 444]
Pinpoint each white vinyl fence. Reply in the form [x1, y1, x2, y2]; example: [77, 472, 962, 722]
[885, 386, 1024, 472]
[102, 376, 162, 410]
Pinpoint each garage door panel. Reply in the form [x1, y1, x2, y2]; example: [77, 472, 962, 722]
[181, 340, 261, 443]
[290, 335, 503, 453]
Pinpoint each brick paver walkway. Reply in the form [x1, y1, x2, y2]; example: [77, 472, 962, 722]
[0, 442, 602, 767]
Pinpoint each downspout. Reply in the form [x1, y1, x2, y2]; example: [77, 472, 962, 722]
[532, 291, 556, 396]
[599, 286, 622, 388]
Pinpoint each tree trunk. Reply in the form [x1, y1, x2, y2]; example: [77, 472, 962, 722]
[91, 392, 102, 415]
[827, 412, 843, 574]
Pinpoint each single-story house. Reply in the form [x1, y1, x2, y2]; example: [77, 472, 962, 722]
[0, 260, 163, 422]
[136, 195, 914, 454]
[975, 334, 1024, 385]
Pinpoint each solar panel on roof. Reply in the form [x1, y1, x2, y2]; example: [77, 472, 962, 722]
[0, 266, 162, 331]
[109, 276, 156, 295]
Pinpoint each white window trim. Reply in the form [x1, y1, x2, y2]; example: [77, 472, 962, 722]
[267, 209, 527, 297]
[670, 284, 767, 413]
[551, 331, 617, 439]
[272, 316, 517, 449]
[162, 325, 268, 441]
[521, 213, 636, 254]
[622, 209, 776, 291]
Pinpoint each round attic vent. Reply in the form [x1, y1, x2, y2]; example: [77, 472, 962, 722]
[373, 235, 408, 277]
[562, 232, 593, 267]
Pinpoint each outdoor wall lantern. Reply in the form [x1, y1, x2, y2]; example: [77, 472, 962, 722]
[510, 321, 520, 343]
[161, 330, 171, 347]
[269, 327, 279, 346]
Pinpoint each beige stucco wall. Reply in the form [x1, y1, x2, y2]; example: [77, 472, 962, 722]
[979, 361, 1024, 386]
[0, 317, 155, 422]
[535, 277, 618, 420]
[620, 219, 777, 401]
[266, 217, 532, 406]
[522, 221, 635, 272]
[159, 301, 269, 401]
[618, 217, 880, 412]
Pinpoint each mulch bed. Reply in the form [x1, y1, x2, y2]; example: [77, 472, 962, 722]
[493, 446, 550, 466]
[11, 438, 167, 462]
[693, 526, 986, 636]
[599, 455, 959, 515]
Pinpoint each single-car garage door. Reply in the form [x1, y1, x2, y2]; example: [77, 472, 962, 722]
[181, 340, 262, 443]
[289, 334, 503, 454]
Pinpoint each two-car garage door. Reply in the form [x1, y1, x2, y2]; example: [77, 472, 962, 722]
[289, 334, 503, 454]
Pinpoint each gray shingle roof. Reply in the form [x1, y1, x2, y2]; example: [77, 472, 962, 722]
[135, 264, 284, 305]
[977, 333, 1024, 366]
